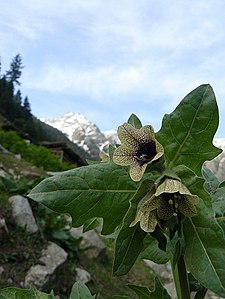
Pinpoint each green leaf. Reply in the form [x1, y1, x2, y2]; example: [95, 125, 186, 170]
[175, 166, 225, 297]
[219, 181, 225, 188]
[113, 180, 154, 276]
[0, 287, 54, 299]
[113, 296, 131, 299]
[156, 84, 222, 176]
[127, 113, 142, 129]
[212, 187, 225, 233]
[139, 234, 172, 264]
[69, 281, 95, 299]
[128, 277, 172, 299]
[202, 165, 220, 194]
[28, 162, 137, 235]
[83, 218, 102, 233]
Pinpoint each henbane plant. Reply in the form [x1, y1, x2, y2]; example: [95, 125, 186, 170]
[1, 84, 224, 299]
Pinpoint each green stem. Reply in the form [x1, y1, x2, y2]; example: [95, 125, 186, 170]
[171, 255, 191, 299]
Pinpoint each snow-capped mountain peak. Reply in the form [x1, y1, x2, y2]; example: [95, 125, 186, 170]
[42, 112, 115, 158]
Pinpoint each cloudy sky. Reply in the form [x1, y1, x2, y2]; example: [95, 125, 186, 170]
[0, 0, 225, 137]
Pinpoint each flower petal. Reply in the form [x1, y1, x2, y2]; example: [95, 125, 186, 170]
[117, 123, 140, 148]
[130, 209, 158, 232]
[138, 125, 155, 143]
[178, 196, 197, 217]
[152, 139, 164, 162]
[129, 161, 147, 182]
[113, 146, 135, 166]
[142, 195, 160, 211]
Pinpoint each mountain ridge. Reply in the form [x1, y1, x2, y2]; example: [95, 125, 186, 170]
[42, 112, 119, 159]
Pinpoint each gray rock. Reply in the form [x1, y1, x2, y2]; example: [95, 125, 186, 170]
[75, 267, 91, 284]
[0, 168, 9, 178]
[143, 260, 175, 297]
[205, 290, 223, 299]
[0, 217, 8, 233]
[206, 152, 225, 182]
[24, 242, 68, 288]
[0, 144, 9, 154]
[24, 265, 48, 288]
[8, 195, 38, 233]
[39, 241, 68, 272]
[70, 227, 106, 258]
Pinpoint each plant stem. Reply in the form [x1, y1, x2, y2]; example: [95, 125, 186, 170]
[171, 255, 191, 299]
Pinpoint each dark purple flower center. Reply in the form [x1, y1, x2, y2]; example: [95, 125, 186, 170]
[134, 139, 157, 166]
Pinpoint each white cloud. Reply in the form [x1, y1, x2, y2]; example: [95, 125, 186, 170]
[24, 63, 146, 100]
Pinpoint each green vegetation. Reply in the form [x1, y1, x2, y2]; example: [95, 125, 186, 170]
[0, 130, 74, 171]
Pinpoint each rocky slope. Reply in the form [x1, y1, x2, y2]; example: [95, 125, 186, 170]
[206, 139, 225, 182]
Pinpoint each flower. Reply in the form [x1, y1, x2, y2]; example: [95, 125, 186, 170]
[130, 178, 198, 232]
[113, 123, 164, 181]
[143, 178, 198, 220]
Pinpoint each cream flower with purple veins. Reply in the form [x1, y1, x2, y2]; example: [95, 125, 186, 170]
[142, 178, 199, 221]
[113, 123, 164, 182]
[130, 178, 199, 233]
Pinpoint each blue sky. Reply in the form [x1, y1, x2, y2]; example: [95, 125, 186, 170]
[0, 0, 225, 137]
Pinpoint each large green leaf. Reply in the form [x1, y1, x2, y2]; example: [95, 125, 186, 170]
[69, 282, 95, 299]
[156, 84, 221, 176]
[175, 166, 225, 297]
[139, 234, 172, 264]
[128, 277, 172, 299]
[113, 180, 154, 276]
[212, 187, 225, 233]
[0, 287, 54, 299]
[28, 162, 137, 235]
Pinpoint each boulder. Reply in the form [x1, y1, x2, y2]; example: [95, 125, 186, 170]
[75, 267, 91, 284]
[70, 227, 106, 258]
[8, 195, 38, 233]
[24, 242, 68, 288]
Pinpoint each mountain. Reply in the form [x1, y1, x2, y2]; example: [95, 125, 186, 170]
[42, 112, 118, 159]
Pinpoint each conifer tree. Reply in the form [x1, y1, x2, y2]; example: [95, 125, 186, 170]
[6, 54, 24, 85]
[23, 96, 31, 116]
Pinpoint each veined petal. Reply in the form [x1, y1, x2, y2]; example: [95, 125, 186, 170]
[178, 196, 197, 217]
[130, 209, 158, 232]
[117, 123, 140, 148]
[113, 146, 135, 166]
[137, 125, 155, 143]
[142, 195, 160, 211]
[129, 162, 147, 182]
[152, 140, 164, 162]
